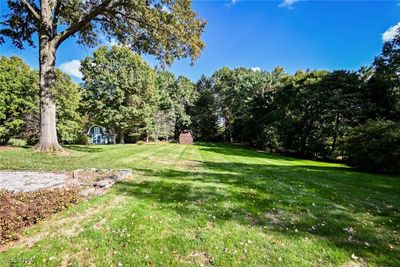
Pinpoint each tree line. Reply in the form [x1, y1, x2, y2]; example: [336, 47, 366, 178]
[0, 0, 205, 152]
[1, 32, 399, 172]
[0, 46, 198, 146]
[189, 32, 400, 173]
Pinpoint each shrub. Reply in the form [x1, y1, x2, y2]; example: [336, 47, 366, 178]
[7, 138, 27, 147]
[341, 120, 400, 173]
[136, 141, 145, 145]
[75, 131, 90, 145]
[0, 188, 79, 244]
[125, 133, 141, 144]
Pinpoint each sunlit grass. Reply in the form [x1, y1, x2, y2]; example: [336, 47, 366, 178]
[0, 143, 399, 266]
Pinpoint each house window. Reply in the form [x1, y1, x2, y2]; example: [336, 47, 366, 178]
[94, 127, 100, 134]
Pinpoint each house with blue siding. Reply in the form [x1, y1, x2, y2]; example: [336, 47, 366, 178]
[87, 125, 116, 144]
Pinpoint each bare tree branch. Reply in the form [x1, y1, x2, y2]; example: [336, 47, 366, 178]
[22, 0, 41, 22]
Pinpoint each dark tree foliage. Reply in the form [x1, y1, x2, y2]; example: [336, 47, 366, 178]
[173, 76, 197, 138]
[338, 30, 400, 173]
[342, 120, 400, 173]
[152, 70, 197, 141]
[362, 29, 400, 122]
[274, 70, 363, 158]
[189, 75, 220, 141]
[273, 70, 329, 157]
[191, 31, 399, 172]
[230, 67, 286, 148]
[210, 67, 285, 145]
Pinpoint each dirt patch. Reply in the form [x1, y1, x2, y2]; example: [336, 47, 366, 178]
[264, 209, 306, 227]
[55, 150, 71, 157]
[341, 260, 365, 267]
[148, 156, 201, 169]
[93, 218, 108, 230]
[70, 169, 132, 198]
[186, 251, 215, 266]
[0, 146, 15, 151]
[60, 254, 72, 267]
[265, 210, 285, 225]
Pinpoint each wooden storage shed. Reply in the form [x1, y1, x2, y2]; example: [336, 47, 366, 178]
[179, 130, 193, 144]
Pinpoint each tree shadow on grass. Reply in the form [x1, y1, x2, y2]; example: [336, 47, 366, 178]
[195, 142, 300, 162]
[114, 160, 400, 266]
[66, 145, 105, 153]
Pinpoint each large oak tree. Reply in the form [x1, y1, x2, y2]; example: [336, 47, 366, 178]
[0, 0, 206, 151]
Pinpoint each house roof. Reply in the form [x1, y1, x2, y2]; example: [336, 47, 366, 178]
[87, 125, 115, 136]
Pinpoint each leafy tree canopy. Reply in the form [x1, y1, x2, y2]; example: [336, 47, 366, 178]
[0, 0, 206, 151]
[0, 56, 83, 144]
[0, 56, 37, 144]
[0, 0, 206, 65]
[81, 45, 156, 143]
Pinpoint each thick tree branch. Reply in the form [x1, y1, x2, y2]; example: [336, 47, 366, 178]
[52, 0, 62, 36]
[22, 0, 41, 22]
[110, 10, 178, 41]
[54, 0, 113, 46]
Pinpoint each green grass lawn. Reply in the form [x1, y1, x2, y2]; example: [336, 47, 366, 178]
[0, 143, 399, 266]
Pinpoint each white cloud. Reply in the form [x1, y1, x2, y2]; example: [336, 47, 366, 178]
[108, 38, 120, 46]
[99, 34, 121, 47]
[161, 5, 171, 13]
[279, 0, 300, 8]
[382, 22, 400, 43]
[59, 60, 83, 79]
[251, 67, 262, 72]
[225, 0, 238, 7]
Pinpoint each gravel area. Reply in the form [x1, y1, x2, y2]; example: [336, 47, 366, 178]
[0, 171, 67, 192]
[0, 169, 132, 193]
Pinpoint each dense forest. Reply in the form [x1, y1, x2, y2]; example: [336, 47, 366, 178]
[1, 32, 399, 173]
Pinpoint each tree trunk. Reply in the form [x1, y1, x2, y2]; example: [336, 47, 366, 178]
[35, 1, 63, 152]
[331, 113, 340, 154]
[111, 128, 116, 144]
[119, 129, 125, 144]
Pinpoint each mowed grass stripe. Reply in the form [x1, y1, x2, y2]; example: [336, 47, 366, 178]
[0, 143, 398, 266]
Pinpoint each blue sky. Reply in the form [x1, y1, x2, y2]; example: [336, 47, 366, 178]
[0, 0, 399, 82]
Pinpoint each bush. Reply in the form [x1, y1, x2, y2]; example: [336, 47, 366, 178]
[7, 138, 27, 147]
[125, 133, 141, 144]
[342, 120, 400, 173]
[0, 188, 79, 244]
[75, 131, 90, 145]
[136, 141, 145, 145]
